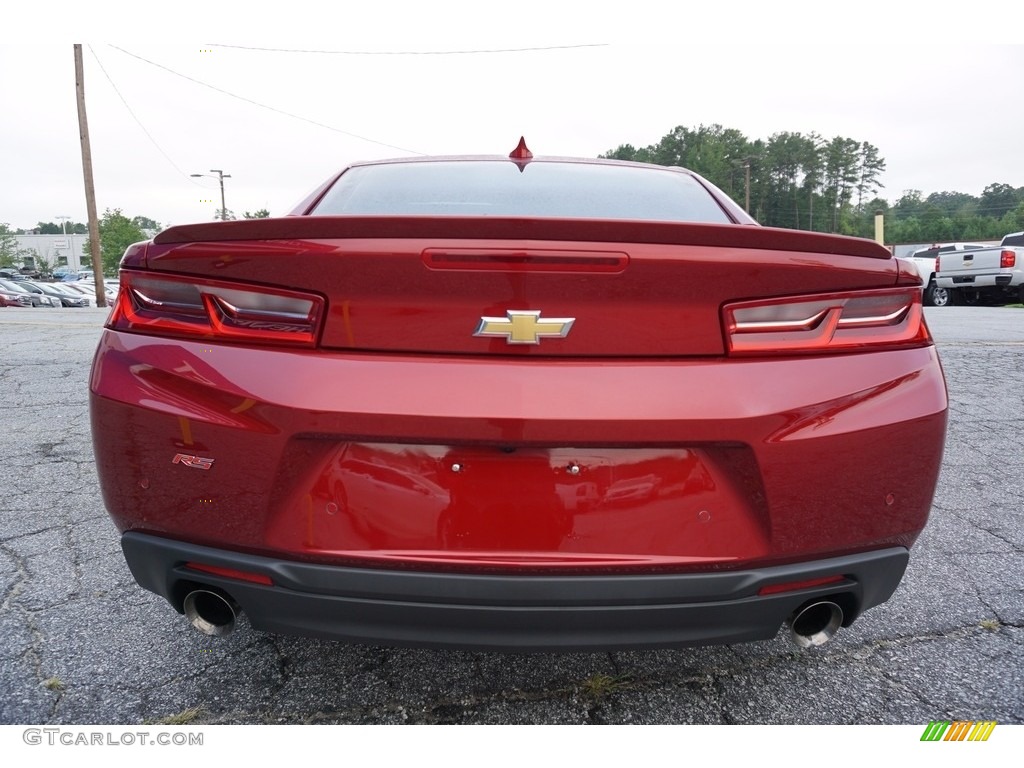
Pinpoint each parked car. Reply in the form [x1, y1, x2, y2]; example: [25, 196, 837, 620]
[907, 242, 989, 306]
[0, 285, 32, 307]
[63, 281, 117, 303]
[935, 232, 1024, 305]
[90, 142, 948, 651]
[0, 268, 34, 282]
[60, 269, 94, 282]
[0, 278, 47, 307]
[14, 281, 62, 307]
[32, 282, 90, 307]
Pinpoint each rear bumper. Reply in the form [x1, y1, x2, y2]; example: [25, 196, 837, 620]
[92, 331, 947, 568]
[936, 272, 1021, 289]
[123, 532, 909, 650]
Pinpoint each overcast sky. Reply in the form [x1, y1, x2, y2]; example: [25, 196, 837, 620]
[3, 4, 1023, 231]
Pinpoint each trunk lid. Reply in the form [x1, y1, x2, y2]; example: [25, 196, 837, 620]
[146, 217, 898, 357]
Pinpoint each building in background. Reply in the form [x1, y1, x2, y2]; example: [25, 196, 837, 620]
[14, 234, 90, 272]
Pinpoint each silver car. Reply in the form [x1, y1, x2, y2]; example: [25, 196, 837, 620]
[32, 282, 90, 307]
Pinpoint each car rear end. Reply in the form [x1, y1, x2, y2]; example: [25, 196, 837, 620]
[936, 243, 1024, 303]
[90, 156, 947, 650]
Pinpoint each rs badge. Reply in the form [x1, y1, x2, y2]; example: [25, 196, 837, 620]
[172, 454, 215, 470]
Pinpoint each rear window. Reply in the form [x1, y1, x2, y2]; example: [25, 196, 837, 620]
[310, 160, 733, 223]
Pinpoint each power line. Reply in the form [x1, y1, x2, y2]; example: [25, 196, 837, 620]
[208, 42, 608, 55]
[108, 46, 423, 155]
[87, 45, 199, 183]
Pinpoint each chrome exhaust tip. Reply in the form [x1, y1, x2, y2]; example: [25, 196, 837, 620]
[788, 600, 844, 648]
[183, 589, 238, 637]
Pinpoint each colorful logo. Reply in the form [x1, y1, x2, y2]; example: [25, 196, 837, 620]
[921, 721, 996, 742]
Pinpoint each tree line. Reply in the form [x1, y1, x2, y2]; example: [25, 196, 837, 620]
[602, 124, 1024, 242]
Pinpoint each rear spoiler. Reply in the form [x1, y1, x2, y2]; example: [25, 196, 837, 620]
[154, 216, 892, 260]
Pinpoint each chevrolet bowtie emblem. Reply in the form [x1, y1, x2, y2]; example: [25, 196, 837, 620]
[473, 310, 576, 345]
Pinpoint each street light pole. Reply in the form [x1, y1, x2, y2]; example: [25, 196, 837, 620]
[211, 169, 230, 221]
[191, 169, 232, 220]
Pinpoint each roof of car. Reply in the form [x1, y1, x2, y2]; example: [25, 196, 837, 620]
[345, 154, 697, 176]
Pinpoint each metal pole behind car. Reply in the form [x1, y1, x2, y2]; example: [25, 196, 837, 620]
[74, 44, 107, 308]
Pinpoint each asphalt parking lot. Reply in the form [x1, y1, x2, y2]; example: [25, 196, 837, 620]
[1, 306, 1021, 725]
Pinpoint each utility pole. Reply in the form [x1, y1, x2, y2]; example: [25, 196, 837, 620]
[74, 44, 107, 308]
[192, 169, 231, 220]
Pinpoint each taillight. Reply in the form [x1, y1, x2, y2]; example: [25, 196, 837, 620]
[935, 255, 941, 272]
[723, 287, 930, 355]
[1001, 250, 1015, 269]
[109, 270, 324, 347]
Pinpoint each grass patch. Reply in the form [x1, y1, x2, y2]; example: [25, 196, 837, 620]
[43, 677, 64, 691]
[580, 673, 631, 700]
[979, 619, 1001, 631]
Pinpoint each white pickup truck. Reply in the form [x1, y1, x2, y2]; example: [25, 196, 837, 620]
[907, 242, 988, 306]
[935, 232, 1024, 305]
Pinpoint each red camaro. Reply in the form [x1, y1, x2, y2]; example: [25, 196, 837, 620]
[90, 141, 948, 650]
